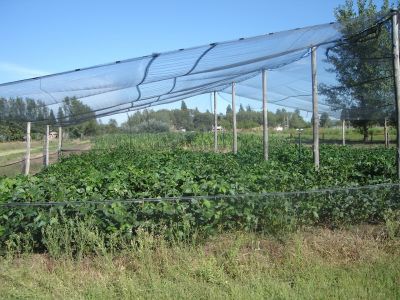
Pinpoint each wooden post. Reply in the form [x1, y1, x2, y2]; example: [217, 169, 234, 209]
[24, 122, 31, 175]
[387, 123, 390, 146]
[311, 46, 320, 169]
[384, 118, 388, 148]
[262, 69, 268, 161]
[58, 126, 63, 160]
[392, 11, 400, 179]
[44, 125, 49, 167]
[342, 119, 346, 146]
[232, 83, 238, 154]
[213, 91, 218, 153]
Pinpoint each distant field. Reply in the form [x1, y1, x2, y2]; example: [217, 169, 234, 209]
[249, 126, 397, 145]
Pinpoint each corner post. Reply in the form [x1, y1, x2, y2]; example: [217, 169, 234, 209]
[311, 46, 320, 169]
[392, 11, 400, 179]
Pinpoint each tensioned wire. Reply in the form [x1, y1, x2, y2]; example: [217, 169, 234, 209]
[0, 151, 59, 169]
[0, 182, 398, 207]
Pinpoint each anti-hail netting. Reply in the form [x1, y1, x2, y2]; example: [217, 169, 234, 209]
[0, 11, 396, 125]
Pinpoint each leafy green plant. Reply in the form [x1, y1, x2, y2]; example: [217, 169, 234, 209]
[0, 132, 398, 253]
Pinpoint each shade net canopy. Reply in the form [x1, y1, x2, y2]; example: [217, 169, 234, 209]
[0, 11, 395, 125]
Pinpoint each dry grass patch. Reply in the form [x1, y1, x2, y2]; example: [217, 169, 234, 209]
[0, 226, 399, 299]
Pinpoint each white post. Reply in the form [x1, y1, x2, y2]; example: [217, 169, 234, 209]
[232, 83, 238, 154]
[24, 122, 31, 175]
[311, 46, 320, 169]
[392, 11, 400, 179]
[262, 69, 268, 161]
[342, 119, 346, 146]
[58, 126, 63, 160]
[44, 125, 49, 167]
[213, 91, 218, 153]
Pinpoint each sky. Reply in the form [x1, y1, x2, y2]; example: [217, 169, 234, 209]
[0, 0, 388, 124]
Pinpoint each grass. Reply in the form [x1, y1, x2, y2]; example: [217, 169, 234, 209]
[269, 127, 397, 144]
[0, 139, 91, 177]
[1, 226, 399, 299]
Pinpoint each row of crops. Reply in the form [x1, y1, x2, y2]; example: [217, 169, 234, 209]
[0, 133, 399, 252]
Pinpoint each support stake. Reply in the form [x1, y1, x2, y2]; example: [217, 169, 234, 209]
[311, 46, 320, 169]
[262, 69, 268, 161]
[44, 125, 49, 167]
[232, 83, 238, 154]
[342, 119, 346, 146]
[213, 91, 218, 153]
[58, 126, 63, 160]
[24, 122, 31, 175]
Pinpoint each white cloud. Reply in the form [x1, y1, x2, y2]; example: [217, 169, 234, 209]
[0, 62, 48, 79]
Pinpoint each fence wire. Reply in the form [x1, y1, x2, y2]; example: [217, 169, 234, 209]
[1, 182, 398, 208]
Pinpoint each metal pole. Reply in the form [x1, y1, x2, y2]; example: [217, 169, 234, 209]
[44, 125, 49, 167]
[232, 83, 238, 154]
[392, 11, 400, 179]
[58, 126, 63, 160]
[262, 69, 268, 161]
[311, 46, 320, 169]
[213, 91, 218, 153]
[342, 119, 346, 146]
[24, 122, 31, 175]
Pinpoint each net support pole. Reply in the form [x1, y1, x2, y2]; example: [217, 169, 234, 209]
[24, 122, 31, 175]
[44, 125, 49, 167]
[311, 46, 320, 169]
[342, 120, 346, 146]
[384, 118, 388, 148]
[262, 69, 269, 161]
[58, 126, 63, 160]
[392, 11, 400, 179]
[213, 91, 218, 153]
[232, 83, 238, 154]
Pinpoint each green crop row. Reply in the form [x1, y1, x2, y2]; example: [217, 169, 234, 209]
[0, 133, 398, 253]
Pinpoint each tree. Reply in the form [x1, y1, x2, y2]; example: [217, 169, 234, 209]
[226, 104, 232, 114]
[181, 101, 188, 111]
[320, 112, 331, 128]
[26, 99, 37, 121]
[61, 97, 98, 138]
[239, 104, 245, 112]
[104, 118, 119, 134]
[57, 107, 65, 125]
[173, 108, 192, 130]
[320, 0, 393, 142]
[49, 109, 57, 125]
[193, 111, 213, 131]
[290, 109, 307, 129]
[133, 119, 169, 133]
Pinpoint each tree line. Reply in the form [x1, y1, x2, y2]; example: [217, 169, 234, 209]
[0, 94, 338, 141]
[0, 97, 101, 141]
[121, 100, 328, 133]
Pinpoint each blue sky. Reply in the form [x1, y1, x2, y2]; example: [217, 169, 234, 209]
[0, 0, 387, 124]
